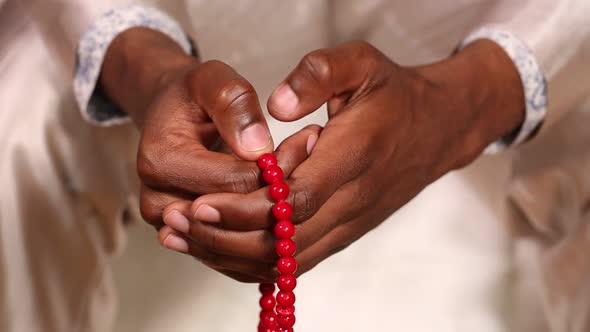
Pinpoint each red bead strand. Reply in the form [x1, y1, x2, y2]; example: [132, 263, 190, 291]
[272, 201, 293, 220]
[269, 182, 290, 201]
[263, 165, 284, 184]
[258, 153, 278, 170]
[257, 153, 298, 332]
[258, 283, 276, 331]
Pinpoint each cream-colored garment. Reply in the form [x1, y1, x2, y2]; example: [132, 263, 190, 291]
[1, 1, 137, 331]
[506, 108, 590, 332]
[1, 0, 589, 331]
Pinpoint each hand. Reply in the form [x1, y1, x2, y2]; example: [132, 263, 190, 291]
[161, 39, 525, 281]
[159, 125, 320, 282]
[100, 28, 296, 231]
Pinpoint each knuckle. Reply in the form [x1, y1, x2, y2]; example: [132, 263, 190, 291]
[353, 41, 389, 73]
[139, 192, 162, 225]
[291, 184, 318, 222]
[347, 40, 379, 58]
[300, 51, 332, 85]
[223, 167, 259, 193]
[216, 79, 257, 114]
[136, 142, 164, 184]
[193, 60, 227, 81]
[351, 40, 376, 53]
[203, 227, 222, 253]
[200, 59, 226, 71]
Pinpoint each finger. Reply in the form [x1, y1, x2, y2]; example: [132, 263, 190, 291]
[158, 226, 276, 280]
[163, 197, 274, 264]
[188, 60, 273, 160]
[185, 220, 277, 263]
[187, 241, 277, 281]
[294, 221, 354, 277]
[294, 195, 388, 276]
[175, 182, 362, 272]
[140, 186, 195, 229]
[137, 84, 264, 196]
[267, 41, 388, 121]
[274, 124, 322, 177]
[137, 144, 263, 195]
[187, 125, 322, 229]
[216, 269, 271, 283]
[162, 200, 194, 233]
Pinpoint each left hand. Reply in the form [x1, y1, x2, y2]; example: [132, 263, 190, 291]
[162, 40, 525, 280]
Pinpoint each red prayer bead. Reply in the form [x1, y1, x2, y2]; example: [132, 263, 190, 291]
[269, 182, 289, 201]
[259, 294, 276, 311]
[263, 165, 284, 184]
[258, 323, 275, 332]
[258, 153, 277, 170]
[261, 311, 278, 328]
[277, 274, 297, 291]
[276, 305, 295, 316]
[274, 220, 295, 239]
[259, 283, 275, 295]
[276, 239, 296, 257]
[257, 154, 298, 330]
[277, 257, 297, 274]
[258, 323, 278, 332]
[277, 314, 296, 329]
[272, 201, 293, 220]
[276, 291, 296, 307]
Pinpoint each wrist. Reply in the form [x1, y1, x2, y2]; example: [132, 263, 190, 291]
[100, 27, 199, 127]
[416, 39, 525, 168]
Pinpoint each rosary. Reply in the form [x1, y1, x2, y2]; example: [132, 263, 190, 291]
[256, 153, 297, 332]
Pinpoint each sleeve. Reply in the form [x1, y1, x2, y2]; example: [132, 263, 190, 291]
[460, 28, 547, 154]
[21, 0, 194, 126]
[73, 5, 193, 126]
[463, 0, 590, 151]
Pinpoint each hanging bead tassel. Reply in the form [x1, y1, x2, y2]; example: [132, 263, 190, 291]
[257, 153, 297, 332]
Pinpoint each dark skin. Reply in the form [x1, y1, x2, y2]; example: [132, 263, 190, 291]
[101, 28, 320, 282]
[102, 28, 524, 283]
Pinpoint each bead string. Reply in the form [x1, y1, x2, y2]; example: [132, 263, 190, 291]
[257, 153, 297, 332]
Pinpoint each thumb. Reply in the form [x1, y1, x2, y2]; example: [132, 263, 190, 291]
[188, 60, 273, 161]
[267, 41, 384, 122]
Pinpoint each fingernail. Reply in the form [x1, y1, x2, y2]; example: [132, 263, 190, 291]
[163, 210, 190, 233]
[163, 234, 189, 253]
[240, 123, 271, 152]
[272, 83, 299, 116]
[194, 204, 221, 223]
[306, 134, 318, 155]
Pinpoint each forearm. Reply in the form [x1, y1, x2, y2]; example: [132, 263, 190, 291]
[100, 27, 199, 127]
[417, 39, 525, 166]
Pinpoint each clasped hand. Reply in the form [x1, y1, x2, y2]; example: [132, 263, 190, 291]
[127, 37, 523, 282]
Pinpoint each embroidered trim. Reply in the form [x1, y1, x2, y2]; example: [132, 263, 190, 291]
[74, 5, 192, 126]
[461, 27, 548, 154]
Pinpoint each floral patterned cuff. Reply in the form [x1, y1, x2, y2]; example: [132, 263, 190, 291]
[73, 5, 193, 126]
[461, 27, 548, 154]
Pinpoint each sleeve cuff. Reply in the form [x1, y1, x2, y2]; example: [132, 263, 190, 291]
[460, 27, 548, 154]
[73, 5, 193, 126]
